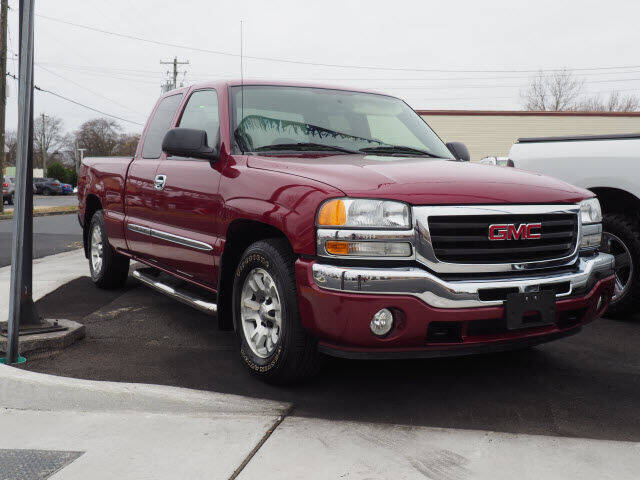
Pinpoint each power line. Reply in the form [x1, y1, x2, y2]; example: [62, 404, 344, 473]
[36, 61, 165, 76]
[33, 61, 640, 82]
[380, 76, 640, 91]
[35, 13, 640, 74]
[36, 64, 146, 115]
[34, 64, 161, 85]
[406, 86, 640, 102]
[31, 61, 640, 92]
[5, 72, 144, 125]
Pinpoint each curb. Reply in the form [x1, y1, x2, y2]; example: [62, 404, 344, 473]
[0, 364, 291, 417]
[0, 319, 86, 359]
[0, 206, 78, 221]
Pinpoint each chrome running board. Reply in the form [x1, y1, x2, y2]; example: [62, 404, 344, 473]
[132, 267, 217, 315]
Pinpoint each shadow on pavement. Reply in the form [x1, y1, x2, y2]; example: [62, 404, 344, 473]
[24, 279, 640, 442]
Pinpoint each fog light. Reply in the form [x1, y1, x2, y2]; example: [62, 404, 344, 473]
[370, 308, 394, 337]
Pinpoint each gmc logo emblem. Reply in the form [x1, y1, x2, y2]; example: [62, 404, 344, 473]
[488, 223, 542, 240]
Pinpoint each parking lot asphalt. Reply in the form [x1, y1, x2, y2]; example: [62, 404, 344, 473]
[25, 273, 640, 443]
[0, 214, 82, 267]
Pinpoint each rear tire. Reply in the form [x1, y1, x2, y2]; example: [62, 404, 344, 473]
[88, 210, 130, 289]
[601, 213, 640, 318]
[232, 238, 321, 384]
[8, 194, 14, 206]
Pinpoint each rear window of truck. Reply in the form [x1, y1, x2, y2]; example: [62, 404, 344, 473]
[142, 93, 184, 159]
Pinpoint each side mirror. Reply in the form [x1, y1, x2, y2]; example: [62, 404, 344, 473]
[162, 128, 218, 161]
[446, 142, 470, 162]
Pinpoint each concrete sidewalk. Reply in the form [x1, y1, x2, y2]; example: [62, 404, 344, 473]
[0, 249, 88, 321]
[0, 365, 290, 479]
[1, 363, 638, 479]
[0, 250, 639, 479]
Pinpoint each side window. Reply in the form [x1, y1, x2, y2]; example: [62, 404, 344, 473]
[141, 94, 183, 159]
[179, 90, 220, 147]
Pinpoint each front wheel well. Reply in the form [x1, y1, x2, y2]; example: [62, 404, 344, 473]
[590, 187, 640, 218]
[217, 220, 292, 330]
[83, 194, 103, 258]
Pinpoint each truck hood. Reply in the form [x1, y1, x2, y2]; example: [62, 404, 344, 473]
[247, 154, 592, 205]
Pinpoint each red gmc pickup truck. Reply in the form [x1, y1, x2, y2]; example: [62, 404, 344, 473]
[78, 80, 616, 383]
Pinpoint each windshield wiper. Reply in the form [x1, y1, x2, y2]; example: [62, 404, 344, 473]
[359, 145, 440, 158]
[253, 142, 360, 154]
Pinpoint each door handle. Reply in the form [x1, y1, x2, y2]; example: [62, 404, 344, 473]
[154, 174, 167, 191]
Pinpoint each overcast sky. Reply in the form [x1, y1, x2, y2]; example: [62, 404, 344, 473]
[4, 0, 640, 135]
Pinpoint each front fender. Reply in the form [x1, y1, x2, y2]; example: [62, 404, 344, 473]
[219, 165, 344, 255]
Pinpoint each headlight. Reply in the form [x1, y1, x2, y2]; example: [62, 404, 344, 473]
[580, 198, 602, 224]
[317, 198, 410, 229]
[579, 198, 602, 250]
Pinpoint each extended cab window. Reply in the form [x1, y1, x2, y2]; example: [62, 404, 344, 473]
[142, 93, 183, 159]
[178, 90, 219, 147]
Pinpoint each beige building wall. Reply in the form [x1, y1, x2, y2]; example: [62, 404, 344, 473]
[418, 111, 640, 161]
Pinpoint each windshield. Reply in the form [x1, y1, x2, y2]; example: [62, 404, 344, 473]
[230, 86, 453, 159]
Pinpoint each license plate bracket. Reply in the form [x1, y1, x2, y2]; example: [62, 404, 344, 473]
[505, 290, 556, 330]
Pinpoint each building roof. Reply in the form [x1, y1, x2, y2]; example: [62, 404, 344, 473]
[416, 110, 640, 117]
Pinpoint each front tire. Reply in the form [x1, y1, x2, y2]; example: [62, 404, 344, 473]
[232, 239, 320, 384]
[601, 213, 640, 318]
[88, 210, 130, 289]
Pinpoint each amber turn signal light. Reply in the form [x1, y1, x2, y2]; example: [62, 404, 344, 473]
[325, 241, 349, 255]
[317, 199, 347, 226]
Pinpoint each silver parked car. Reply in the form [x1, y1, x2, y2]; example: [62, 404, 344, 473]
[2, 176, 15, 205]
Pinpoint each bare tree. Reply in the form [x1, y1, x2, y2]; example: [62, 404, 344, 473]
[114, 133, 140, 156]
[4, 130, 17, 166]
[577, 91, 640, 112]
[74, 118, 122, 157]
[521, 69, 585, 111]
[522, 69, 640, 112]
[34, 113, 64, 170]
[56, 133, 79, 167]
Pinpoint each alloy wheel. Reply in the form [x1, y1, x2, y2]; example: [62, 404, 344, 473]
[90, 224, 104, 274]
[240, 267, 282, 358]
[601, 231, 633, 303]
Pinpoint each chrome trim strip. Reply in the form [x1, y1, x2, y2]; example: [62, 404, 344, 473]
[316, 228, 414, 259]
[132, 268, 217, 314]
[150, 229, 213, 252]
[413, 204, 582, 274]
[126, 223, 213, 252]
[127, 223, 151, 236]
[311, 252, 614, 308]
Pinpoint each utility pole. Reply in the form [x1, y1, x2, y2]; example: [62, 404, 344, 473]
[77, 147, 86, 173]
[160, 56, 188, 91]
[40, 112, 46, 174]
[0, 0, 8, 215]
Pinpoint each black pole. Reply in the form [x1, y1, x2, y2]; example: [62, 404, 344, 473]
[5, 0, 37, 364]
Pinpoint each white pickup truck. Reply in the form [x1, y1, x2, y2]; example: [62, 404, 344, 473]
[505, 133, 640, 317]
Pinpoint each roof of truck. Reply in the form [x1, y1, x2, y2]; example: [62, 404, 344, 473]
[161, 79, 391, 97]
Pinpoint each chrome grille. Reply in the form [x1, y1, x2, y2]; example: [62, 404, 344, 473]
[413, 204, 581, 274]
[428, 213, 578, 264]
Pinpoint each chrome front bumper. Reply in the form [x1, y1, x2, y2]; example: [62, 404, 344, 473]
[311, 252, 615, 309]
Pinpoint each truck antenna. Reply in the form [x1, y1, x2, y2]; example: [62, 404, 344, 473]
[240, 20, 244, 153]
